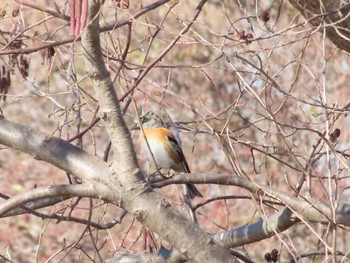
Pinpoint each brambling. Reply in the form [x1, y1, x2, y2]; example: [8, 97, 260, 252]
[139, 111, 203, 199]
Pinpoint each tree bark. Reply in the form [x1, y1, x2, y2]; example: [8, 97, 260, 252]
[289, 0, 350, 53]
[81, 1, 236, 262]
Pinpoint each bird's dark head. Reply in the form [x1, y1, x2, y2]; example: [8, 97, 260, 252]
[140, 111, 164, 128]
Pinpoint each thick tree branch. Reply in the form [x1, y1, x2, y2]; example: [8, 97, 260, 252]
[0, 194, 70, 217]
[154, 173, 350, 248]
[0, 117, 109, 184]
[0, 183, 117, 217]
[81, 1, 235, 262]
[289, 1, 350, 53]
[214, 208, 298, 248]
[106, 248, 185, 263]
[107, 248, 254, 263]
[0, 112, 348, 249]
[156, 173, 350, 225]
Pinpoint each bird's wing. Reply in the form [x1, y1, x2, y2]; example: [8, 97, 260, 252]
[166, 133, 191, 173]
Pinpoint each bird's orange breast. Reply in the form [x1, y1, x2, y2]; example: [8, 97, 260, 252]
[140, 127, 181, 169]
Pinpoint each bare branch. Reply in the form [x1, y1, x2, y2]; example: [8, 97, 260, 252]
[0, 117, 109, 183]
[0, 0, 171, 56]
[81, 1, 236, 261]
[0, 194, 70, 217]
[154, 173, 350, 224]
[106, 247, 184, 263]
[0, 184, 117, 217]
[288, 1, 350, 53]
[15, 0, 70, 21]
[213, 208, 298, 248]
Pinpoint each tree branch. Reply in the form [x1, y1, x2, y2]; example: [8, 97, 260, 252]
[153, 173, 350, 248]
[288, 1, 350, 53]
[0, 183, 117, 217]
[155, 173, 350, 225]
[0, 117, 109, 184]
[0, 0, 171, 56]
[15, 0, 70, 21]
[106, 247, 185, 263]
[81, 1, 235, 262]
[0, 194, 70, 217]
[106, 248, 254, 263]
[214, 208, 298, 248]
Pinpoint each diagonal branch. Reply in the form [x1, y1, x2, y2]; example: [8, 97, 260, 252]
[0, 183, 117, 217]
[154, 173, 350, 248]
[14, 0, 70, 21]
[81, 1, 236, 262]
[155, 173, 350, 224]
[0, 117, 109, 184]
[288, 1, 350, 53]
[214, 208, 298, 248]
[106, 247, 254, 263]
[0, 194, 70, 217]
[0, 0, 171, 56]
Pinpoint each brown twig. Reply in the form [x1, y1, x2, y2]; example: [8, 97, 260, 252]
[119, 0, 209, 101]
[0, 0, 170, 56]
[15, 0, 70, 21]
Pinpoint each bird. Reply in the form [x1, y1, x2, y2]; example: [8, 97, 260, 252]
[139, 111, 203, 199]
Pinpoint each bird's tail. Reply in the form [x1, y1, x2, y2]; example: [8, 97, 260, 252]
[186, 184, 203, 199]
